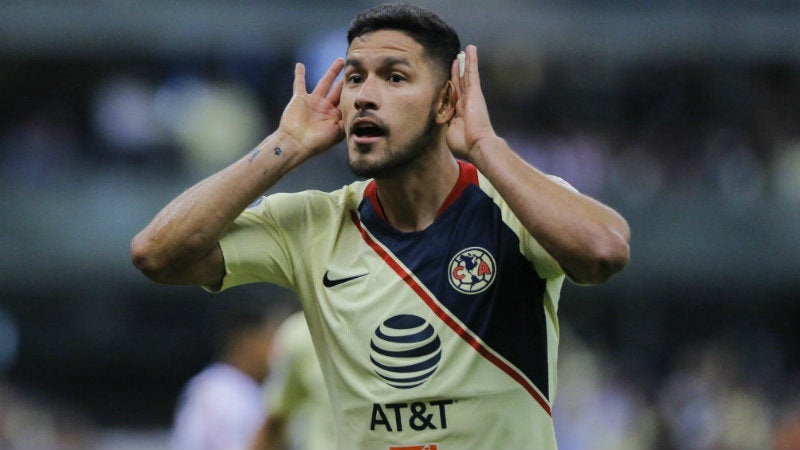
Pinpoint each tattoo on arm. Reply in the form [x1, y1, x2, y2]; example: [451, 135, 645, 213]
[247, 149, 261, 164]
[273, 147, 282, 156]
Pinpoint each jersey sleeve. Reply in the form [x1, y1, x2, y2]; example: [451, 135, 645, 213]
[208, 193, 298, 292]
[204, 183, 368, 294]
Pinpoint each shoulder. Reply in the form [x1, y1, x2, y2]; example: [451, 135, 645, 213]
[274, 312, 312, 348]
[182, 364, 249, 400]
[231, 180, 370, 232]
[256, 180, 370, 216]
[472, 169, 566, 279]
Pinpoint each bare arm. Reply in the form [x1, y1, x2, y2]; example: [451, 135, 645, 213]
[447, 46, 630, 284]
[131, 59, 346, 286]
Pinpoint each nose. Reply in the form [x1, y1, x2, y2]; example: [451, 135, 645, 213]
[354, 76, 379, 111]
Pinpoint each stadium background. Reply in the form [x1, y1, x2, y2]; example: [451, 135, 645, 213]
[0, 0, 798, 448]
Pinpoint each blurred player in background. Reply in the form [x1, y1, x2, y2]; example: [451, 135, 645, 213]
[249, 311, 334, 450]
[132, 3, 630, 448]
[170, 299, 278, 450]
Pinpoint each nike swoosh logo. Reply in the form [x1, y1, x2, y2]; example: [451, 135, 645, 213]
[322, 271, 368, 287]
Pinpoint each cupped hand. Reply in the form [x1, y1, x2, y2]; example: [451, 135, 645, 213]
[278, 58, 346, 157]
[446, 45, 498, 161]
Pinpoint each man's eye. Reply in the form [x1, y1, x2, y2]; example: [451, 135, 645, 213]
[388, 74, 406, 83]
[348, 74, 363, 83]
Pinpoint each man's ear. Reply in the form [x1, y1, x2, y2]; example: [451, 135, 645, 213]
[436, 80, 456, 124]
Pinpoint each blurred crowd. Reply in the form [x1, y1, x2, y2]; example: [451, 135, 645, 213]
[0, 380, 97, 450]
[1, 49, 799, 208]
[553, 328, 800, 450]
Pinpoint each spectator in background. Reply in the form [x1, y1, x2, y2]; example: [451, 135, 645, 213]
[170, 299, 279, 450]
[250, 311, 335, 450]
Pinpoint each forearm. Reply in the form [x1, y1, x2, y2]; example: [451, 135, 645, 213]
[469, 136, 630, 284]
[130, 130, 307, 284]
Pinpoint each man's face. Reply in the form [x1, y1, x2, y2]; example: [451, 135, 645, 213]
[340, 29, 443, 178]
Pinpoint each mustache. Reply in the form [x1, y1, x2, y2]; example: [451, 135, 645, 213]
[349, 112, 388, 132]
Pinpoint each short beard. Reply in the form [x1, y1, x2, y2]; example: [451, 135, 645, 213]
[348, 105, 438, 179]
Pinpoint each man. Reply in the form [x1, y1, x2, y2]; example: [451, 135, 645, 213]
[170, 298, 277, 450]
[132, 4, 630, 449]
[249, 311, 334, 450]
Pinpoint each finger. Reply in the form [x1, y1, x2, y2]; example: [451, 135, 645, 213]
[312, 58, 345, 97]
[327, 76, 344, 107]
[465, 45, 480, 86]
[450, 58, 463, 102]
[293, 63, 307, 95]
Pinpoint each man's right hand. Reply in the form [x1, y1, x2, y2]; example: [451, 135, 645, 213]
[278, 58, 346, 159]
[131, 58, 347, 287]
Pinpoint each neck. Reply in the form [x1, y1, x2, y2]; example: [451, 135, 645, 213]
[374, 150, 460, 232]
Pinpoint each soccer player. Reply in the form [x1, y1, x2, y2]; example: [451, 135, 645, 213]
[249, 311, 334, 450]
[131, 4, 631, 449]
[170, 299, 276, 450]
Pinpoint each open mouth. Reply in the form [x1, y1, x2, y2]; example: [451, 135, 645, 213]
[350, 118, 387, 143]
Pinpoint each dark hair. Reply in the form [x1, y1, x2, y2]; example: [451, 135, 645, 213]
[347, 3, 461, 82]
[210, 297, 272, 356]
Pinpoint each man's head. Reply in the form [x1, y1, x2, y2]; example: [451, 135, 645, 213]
[342, 4, 462, 178]
[347, 3, 461, 86]
[214, 299, 275, 382]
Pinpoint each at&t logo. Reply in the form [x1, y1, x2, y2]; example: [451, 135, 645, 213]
[448, 247, 496, 294]
[370, 314, 441, 389]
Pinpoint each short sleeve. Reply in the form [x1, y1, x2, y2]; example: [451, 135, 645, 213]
[207, 195, 296, 292]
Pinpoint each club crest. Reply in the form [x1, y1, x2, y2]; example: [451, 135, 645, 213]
[448, 247, 496, 294]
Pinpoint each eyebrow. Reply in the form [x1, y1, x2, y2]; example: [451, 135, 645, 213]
[344, 56, 414, 70]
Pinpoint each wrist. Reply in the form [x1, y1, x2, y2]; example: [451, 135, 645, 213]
[251, 130, 308, 171]
[467, 135, 504, 167]
[270, 128, 304, 154]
